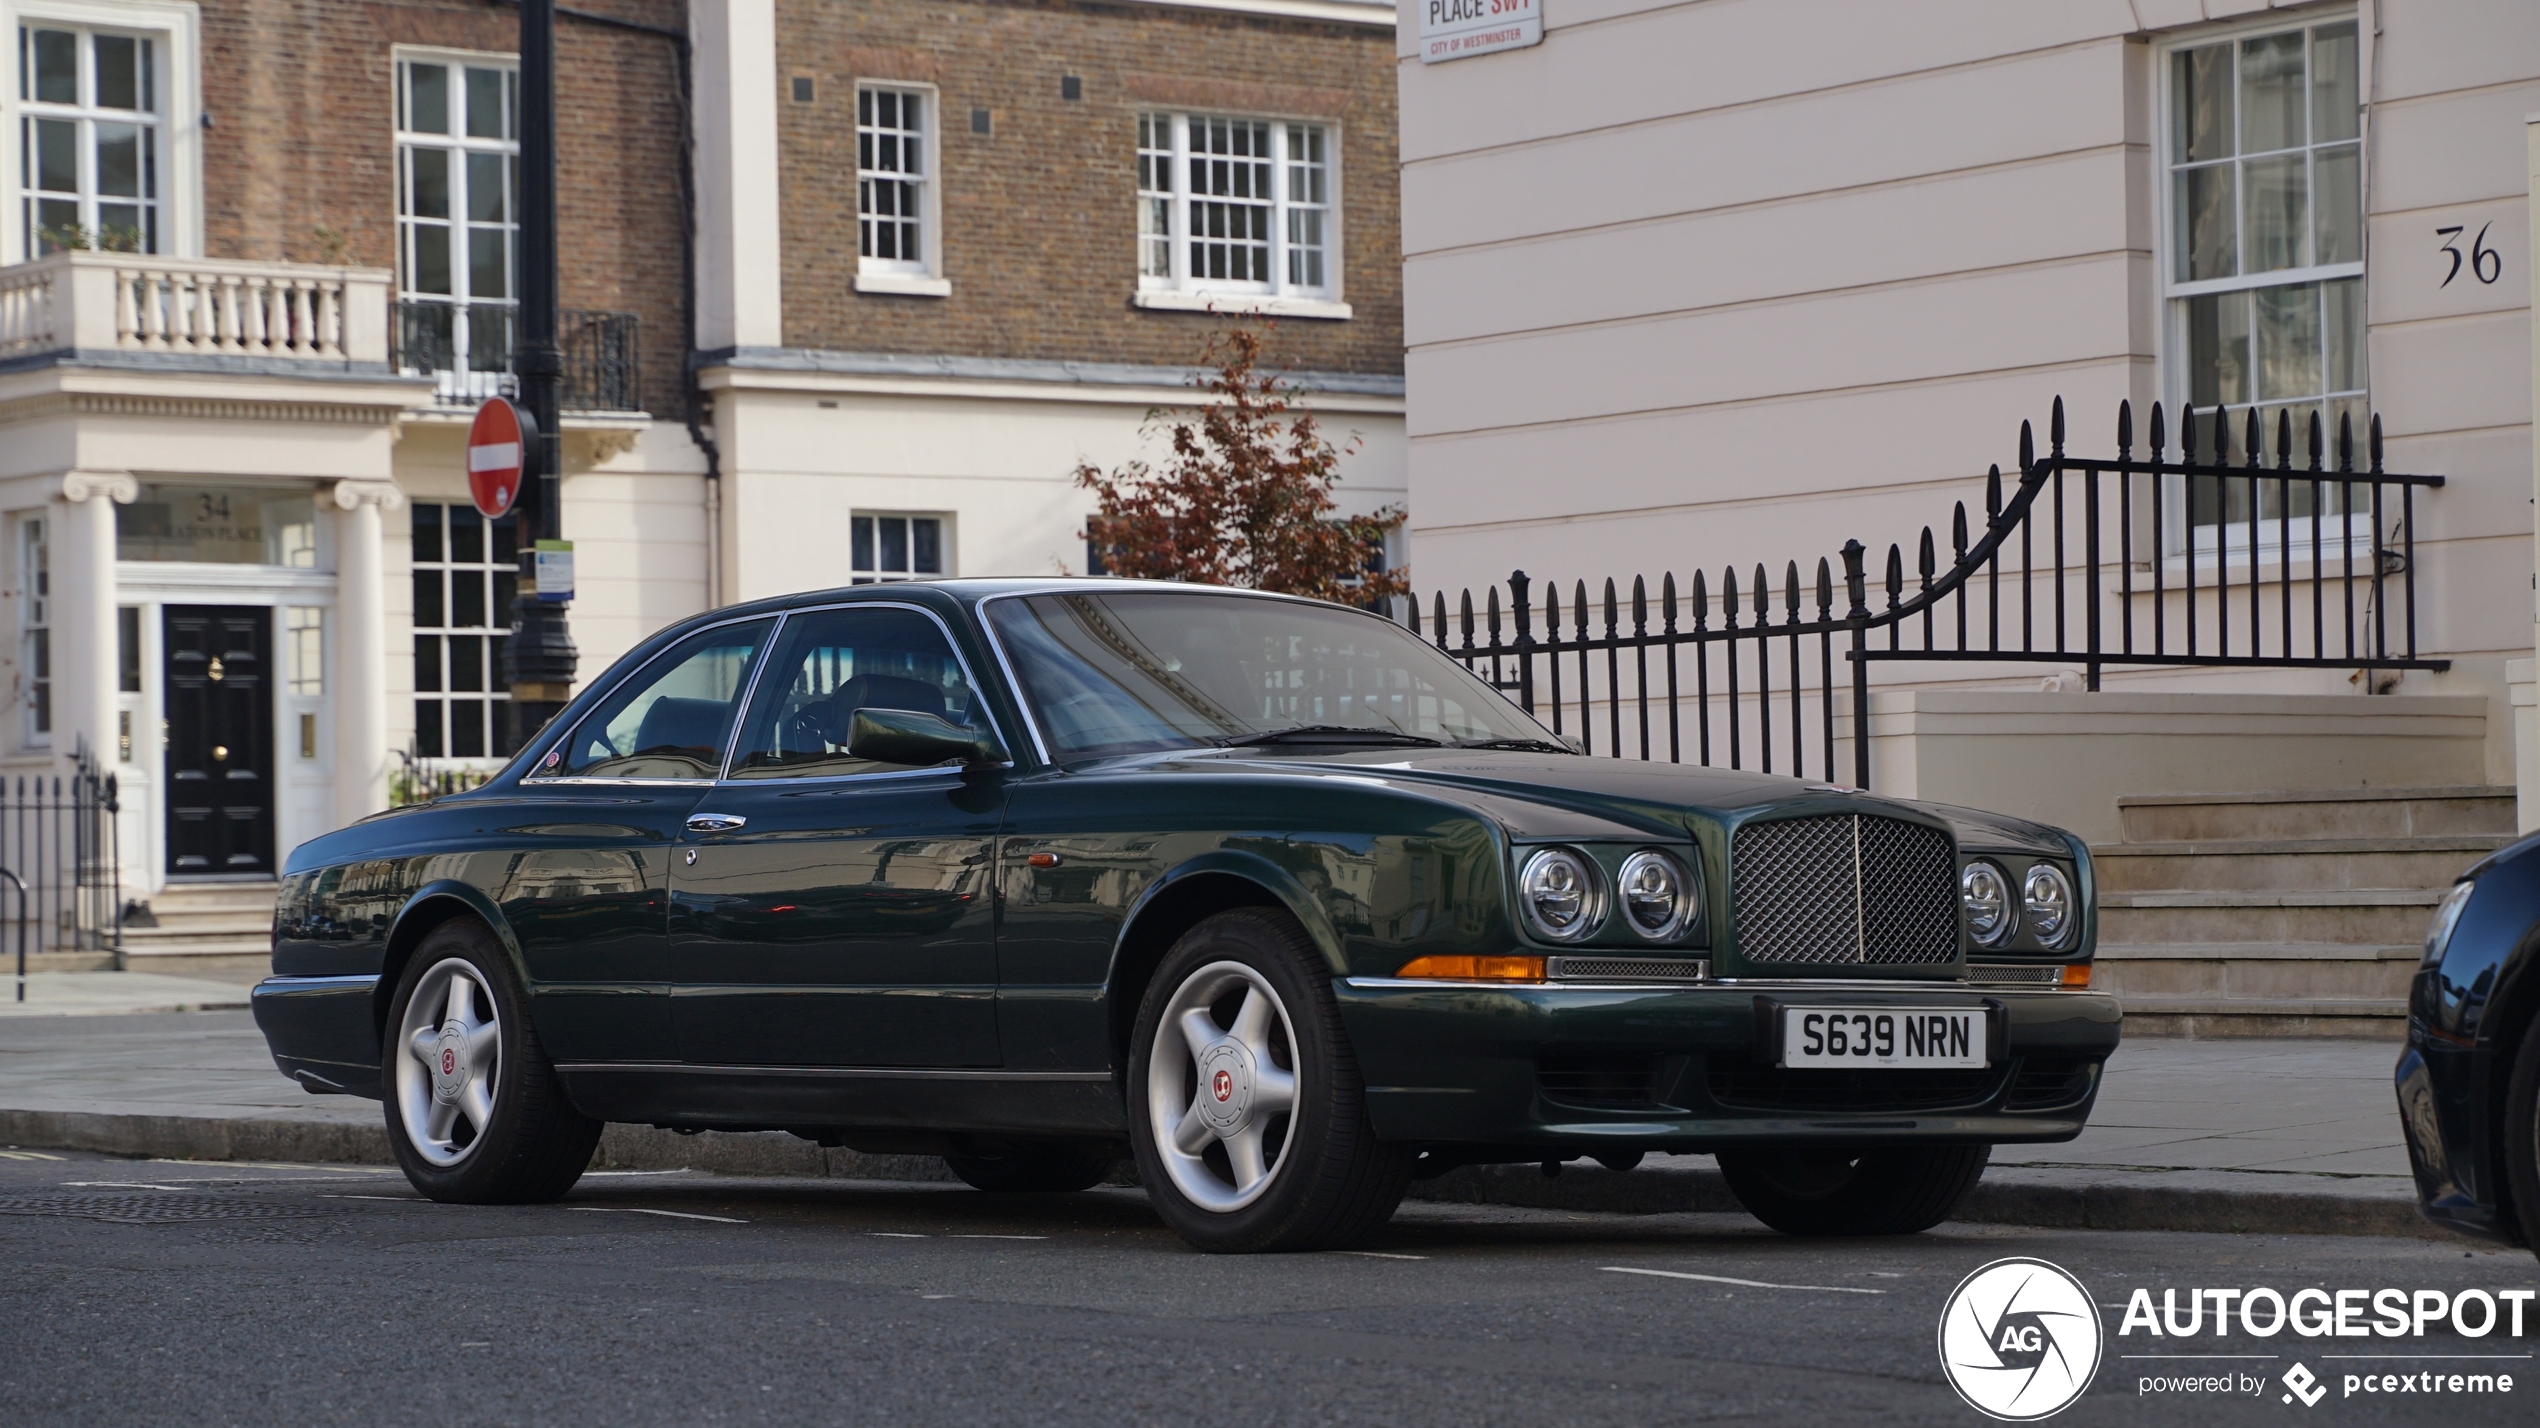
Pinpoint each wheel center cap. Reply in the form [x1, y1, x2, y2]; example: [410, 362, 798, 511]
[432, 1024, 466, 1101]
[1196, 1041, 1253, 1133]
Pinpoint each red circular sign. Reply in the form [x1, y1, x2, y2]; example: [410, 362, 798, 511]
[1211, 1069, 1233, 1102]
[466, 396, 529, 519]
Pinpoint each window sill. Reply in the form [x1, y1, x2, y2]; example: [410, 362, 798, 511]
[1132, 290, 1352, 321]
[854, 272, 952, 298]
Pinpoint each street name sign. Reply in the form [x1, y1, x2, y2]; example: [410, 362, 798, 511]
[1419, 0, 1540, 63]
[465, 396, 534, 519]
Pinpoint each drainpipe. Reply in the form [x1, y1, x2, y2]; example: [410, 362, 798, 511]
[2522, 113, 2540, 831]
[491, 1, 721, 610]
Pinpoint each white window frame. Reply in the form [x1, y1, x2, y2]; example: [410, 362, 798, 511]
[1134, 110, 1348, 320]
[851, 81, 947, 298]
[409, 499, 514, 762]
[2155, 10, 2367, 560]
[849, 512, 949, 584]
[392, 47, 520, 406]
[2, 0, 201, 265]
[18, 513, 47, 747]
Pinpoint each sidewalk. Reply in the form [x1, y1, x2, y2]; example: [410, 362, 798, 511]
[0, 971, 254, 1018]
[0, 999, 2429, 1238]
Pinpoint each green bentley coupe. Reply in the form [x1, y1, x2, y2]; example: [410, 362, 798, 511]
[251, 579, 2119, 1252]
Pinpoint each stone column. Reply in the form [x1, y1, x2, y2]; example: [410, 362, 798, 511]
[331, 481, 403, 828]
[52, 472, 134, 776]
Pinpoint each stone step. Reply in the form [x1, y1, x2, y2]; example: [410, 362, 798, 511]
[2092, 942, 2418, 1003]
[2091, 836, 2503, 893]
[120, 913, 273, 938]
[2116, 786, 2516, 844]
[110, 949, 271, 985]
[119, 938, 273, 961]
[2098, 888, 2443, 946]
[143, 883, 280, 914]
[118, 927, 273, 952]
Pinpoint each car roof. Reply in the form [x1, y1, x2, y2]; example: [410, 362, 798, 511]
[744, 577, 1362, 617]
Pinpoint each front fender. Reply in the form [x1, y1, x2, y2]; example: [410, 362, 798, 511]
[376, 878, 530, 1029]
[1119, 847, 1351, 976]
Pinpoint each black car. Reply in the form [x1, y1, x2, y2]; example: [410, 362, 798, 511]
[254, 579, 2120, 1252]
[2398, 829, 2540, 1258]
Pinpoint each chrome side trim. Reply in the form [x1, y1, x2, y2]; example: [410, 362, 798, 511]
[553, 1062, 1112, 1083]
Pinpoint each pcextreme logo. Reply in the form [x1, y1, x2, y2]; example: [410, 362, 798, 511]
[1938, 1257, 2106, 1420]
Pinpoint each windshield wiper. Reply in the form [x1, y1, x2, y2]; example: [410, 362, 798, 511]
[1218, 724, 1444, 748]
[1449, 737, 1577, 754]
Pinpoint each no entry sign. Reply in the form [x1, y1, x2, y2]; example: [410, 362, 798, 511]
[466, 396, 537, 519]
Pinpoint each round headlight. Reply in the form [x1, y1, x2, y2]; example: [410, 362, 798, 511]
[1617, 850, 1696, 940]
[1961, 861, 2014, 947]
[2024, 863, 2076, 948]
[1518, 847, 1602, 942]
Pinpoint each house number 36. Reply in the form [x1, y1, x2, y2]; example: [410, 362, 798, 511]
[2436, 223, 2501, 287]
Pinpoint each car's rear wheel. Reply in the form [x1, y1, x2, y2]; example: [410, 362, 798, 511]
[1127, 909, 1411, 1253]
[384, 918, 601, 1203]
[2504, 1016, 2540, 1258]
[944, 1142, 1116, 1193]
[1718, 1144, 1989, 1236]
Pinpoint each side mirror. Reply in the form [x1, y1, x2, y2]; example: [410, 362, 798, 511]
[846, 707, 1008, 768]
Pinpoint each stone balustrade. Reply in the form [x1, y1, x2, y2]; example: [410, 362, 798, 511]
[0, 251, 394, 366]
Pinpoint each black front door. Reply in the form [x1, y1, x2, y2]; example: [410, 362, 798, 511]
[164, 606, 276, 876]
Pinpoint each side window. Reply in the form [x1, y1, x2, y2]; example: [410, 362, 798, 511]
[542, 619, 774, 780]
[727, 606, 984, 780]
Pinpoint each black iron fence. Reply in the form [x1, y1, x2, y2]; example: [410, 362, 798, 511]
[391, 300, 642, 412]
[391, 749, 498, 808]
[1410, 399, 2446, 791]
[0, 745, 121, 964]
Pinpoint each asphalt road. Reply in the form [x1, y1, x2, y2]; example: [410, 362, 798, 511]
[0, 1148, 2531, 1427]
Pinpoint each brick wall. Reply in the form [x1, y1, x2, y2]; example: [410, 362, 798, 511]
[773, 0, 1402, 376]
[194, 0, 692, 419]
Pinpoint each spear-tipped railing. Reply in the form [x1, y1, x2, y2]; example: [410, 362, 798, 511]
[1409, 398, 2448, 791]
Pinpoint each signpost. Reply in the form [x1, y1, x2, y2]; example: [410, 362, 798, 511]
[1418, 0, 1541, 63]
[498, 0, 577, 752]
[465, 395, 532, 519]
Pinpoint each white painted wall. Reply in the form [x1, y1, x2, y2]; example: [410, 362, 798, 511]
[1398, 0, 2537, 703]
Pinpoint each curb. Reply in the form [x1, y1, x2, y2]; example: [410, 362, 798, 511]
[1, 1105, 2435, 1240]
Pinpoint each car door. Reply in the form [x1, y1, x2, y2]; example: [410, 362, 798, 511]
[669, 603, 1010, 1068]
[502, 616, 776, 1065]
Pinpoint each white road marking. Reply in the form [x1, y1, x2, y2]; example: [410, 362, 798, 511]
[1339, 1251, 1428, 1260]
[870, 1232, 929, 1238]
[948, 1234, 1045, 1240]
[1602, 1266, 1887, 1294]
[571, 1207, 746, 1224]
[1, 1150, 65, 1161]
[63, 1181, 202, 1191]
[581, 1170, 692, 1177]
[920, 1294, 954, 1300]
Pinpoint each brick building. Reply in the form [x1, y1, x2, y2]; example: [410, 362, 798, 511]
[0, 0, 1399, 963]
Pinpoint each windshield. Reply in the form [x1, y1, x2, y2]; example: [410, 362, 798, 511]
[986, 589, 1557, 760]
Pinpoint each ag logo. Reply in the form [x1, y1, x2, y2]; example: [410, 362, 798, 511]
[1937, 1257, 2103, 1420]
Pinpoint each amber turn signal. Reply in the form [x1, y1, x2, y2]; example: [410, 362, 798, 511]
[2061, 963, 2092, 988]
[1394, 954, 1547, 982]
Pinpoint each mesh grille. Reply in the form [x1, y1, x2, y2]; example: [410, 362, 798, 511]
[1968, 963, 2062, 986]
[1731, 813, 1958, 966]
[1537, 1052, 1663, 1110]
[1546, 956, 1708, 982]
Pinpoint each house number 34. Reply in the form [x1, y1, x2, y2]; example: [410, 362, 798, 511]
[2436, 223, 2501, 287]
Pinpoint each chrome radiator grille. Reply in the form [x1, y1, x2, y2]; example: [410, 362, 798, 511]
[1731, 813, 1959, 965]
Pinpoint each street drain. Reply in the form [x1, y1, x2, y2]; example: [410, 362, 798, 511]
[0, 1193, 339, 1225]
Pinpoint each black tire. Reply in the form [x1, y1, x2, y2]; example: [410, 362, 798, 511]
[1127, 908, 1411, 1253]
[2505, 1016, 2540, 1259]
[382, 918, 601, 1204]
[945, 1143, 1117, 1194]
[1718, 1144, 1990, 1236]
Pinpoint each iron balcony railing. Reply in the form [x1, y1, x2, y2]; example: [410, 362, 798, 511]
[392, 300, 642, 412]
[1411, 398, 2446, 792]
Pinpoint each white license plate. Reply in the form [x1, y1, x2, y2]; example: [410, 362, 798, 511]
[1780, 1007, 1986, 1068]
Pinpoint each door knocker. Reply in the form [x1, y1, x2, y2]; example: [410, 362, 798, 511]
[207, 657, 226, 682]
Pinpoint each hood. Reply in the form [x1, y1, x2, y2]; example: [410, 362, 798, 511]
[1130, 744, 2043, 845]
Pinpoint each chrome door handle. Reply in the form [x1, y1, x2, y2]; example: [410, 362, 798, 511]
[684, 814, 746, 833]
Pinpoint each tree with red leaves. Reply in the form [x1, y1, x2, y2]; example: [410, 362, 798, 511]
[1077, 326, 1407, 605]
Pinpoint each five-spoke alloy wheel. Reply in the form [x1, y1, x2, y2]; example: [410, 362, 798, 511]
[382, 918, 601, 1203]
[1127, 909, 1410, 1253]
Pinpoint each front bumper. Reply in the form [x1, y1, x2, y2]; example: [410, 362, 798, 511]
[252, 974, 384, 1099]
[1335, 979, 2121, 1151]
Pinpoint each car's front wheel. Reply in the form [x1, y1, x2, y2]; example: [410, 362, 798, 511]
[1718, 1144, 1989, 1236]
[2504, 1016, 2540, 1259]
[1127, 909, 1410, 1252]
[383, 917, 601, 1203]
